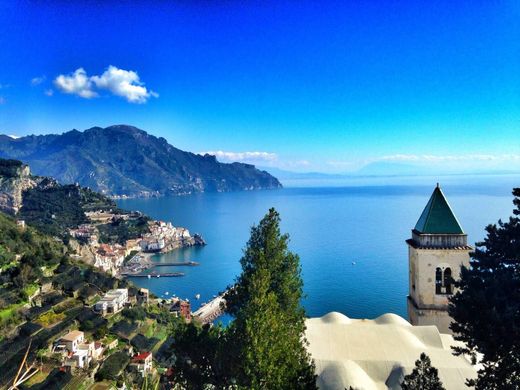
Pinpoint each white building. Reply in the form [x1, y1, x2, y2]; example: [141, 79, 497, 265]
[130, 352, 153, 377]
[305, 312, 477, 389]
[59, 330, 84, 353]
[140, 238, 165, 252]
[94, 288, 129, 315]
[407, 184, 472, 334]
[57, 330, 95, 369]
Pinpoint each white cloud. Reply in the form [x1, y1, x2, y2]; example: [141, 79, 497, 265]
[53, 66, 157, 103]
[54, 68, 97, 98]
[45, 89, 54, 96]
[31, 76, 46, 86]
[202, 150, 278, 164]
[91, 66, 157, 103]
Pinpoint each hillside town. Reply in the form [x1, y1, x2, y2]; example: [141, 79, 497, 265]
[69, 211, 205, 277]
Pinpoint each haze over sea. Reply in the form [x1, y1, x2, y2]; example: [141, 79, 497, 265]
[119, 174, 519, 320]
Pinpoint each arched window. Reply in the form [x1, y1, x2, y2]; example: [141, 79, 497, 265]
[435, 268, 442, 294]
[444, 267, 452, 294]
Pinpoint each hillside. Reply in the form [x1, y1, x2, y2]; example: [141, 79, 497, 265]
[0, 125, 282, 197]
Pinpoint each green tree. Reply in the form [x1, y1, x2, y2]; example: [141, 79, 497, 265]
[401, 353, 445, 390]
[226, 208, 316, 389]
[449, 188, 520, 389]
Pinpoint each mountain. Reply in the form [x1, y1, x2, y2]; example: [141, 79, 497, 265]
[0, 125, 282, 197]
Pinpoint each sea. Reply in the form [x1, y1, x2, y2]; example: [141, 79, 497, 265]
[118, 174, 520, 320]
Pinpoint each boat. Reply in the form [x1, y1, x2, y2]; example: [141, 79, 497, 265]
[147, 275, 151, 279]
[352, 261, 356, 265]
[195, 294, 201, 300]
[165, 292, 169, 295]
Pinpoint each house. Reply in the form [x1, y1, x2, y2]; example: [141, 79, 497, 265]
[57, 331, 95, 369]
[130, 352, 153, 377]
[59, 330, 85, 353]
[305, 312, 477, 389]
[92, 342, 104, 360]
[170, 299, 191, 320]
[140, 238, 165, 252]
[94, 288, 129, 315]
[64, 348, 90, 369]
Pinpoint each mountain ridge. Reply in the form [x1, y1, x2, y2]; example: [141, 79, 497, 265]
[0, 125, 282, 197]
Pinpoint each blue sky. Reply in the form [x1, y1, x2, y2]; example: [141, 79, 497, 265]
[0, 1, 519, 173]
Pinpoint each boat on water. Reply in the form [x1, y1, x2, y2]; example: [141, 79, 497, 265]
[147, 275, 151, 279]
[195, 294, 201, 299]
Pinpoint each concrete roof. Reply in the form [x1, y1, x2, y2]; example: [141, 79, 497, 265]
[61, 330, 84, 342]
[305, 312, 477, 390]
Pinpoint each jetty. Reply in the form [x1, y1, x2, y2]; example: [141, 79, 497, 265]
[122, 272, 185, 278]
[193, 292, 227, 324]
[152, 261, 199, 267]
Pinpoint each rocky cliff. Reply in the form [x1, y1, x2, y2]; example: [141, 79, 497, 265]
[0, 159, 38, 214]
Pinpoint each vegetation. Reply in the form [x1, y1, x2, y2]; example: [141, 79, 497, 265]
[170, 209, 316, 389]
[0, 158, 24, 178]
[95, 351, 130, 381]
[97, 214, 150, 245]
[449, 188, 520, 389]
[19, 183, 115, 238]
[401, 353, 445, 390]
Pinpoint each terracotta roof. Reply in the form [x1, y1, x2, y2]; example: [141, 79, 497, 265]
[133, 351, 152, 362]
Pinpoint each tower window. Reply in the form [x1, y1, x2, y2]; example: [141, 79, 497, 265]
[444, 267, 452, 294]
[435, 268, 442, 294]
[435, 267, 453, 295]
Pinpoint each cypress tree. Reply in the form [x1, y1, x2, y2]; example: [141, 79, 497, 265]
[226, 208, 316, 389]
[401, 353, 445, 390]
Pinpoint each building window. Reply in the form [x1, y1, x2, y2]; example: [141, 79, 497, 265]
[444, 267, 452, 294]
[435, 268, 442, 294]
[435, 267, 453, 295]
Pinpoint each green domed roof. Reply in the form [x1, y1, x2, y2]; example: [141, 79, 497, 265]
[414, 185, 464, 234]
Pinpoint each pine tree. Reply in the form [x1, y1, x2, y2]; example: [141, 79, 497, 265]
[448, 188, 520, 389]
[226, 208, 317, 389]
[401, 353, 445, 390]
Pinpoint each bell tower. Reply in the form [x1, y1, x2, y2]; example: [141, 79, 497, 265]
[407, 184, 472, 334]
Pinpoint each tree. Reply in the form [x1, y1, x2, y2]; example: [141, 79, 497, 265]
[449, 188, 520, 389]
[401, 353, 445, 390]
[226, 208, 316, 389]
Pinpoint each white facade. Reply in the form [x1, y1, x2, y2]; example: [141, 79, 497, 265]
[94, 288, 129, 315]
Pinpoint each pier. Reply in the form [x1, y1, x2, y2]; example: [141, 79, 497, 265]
[122, 272, 185, 278]
[193, 292, 227, 324]
[152, 261, 199, 267]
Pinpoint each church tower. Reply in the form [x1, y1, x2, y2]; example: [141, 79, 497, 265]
[407, 184, 472, 334]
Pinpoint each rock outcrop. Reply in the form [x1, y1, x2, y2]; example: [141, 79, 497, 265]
[0, 160, 38, 215]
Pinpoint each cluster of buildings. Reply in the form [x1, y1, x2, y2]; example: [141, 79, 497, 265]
[54, 329, 154, 378]
[69, 224, 98, 246]
[139, 221, 191, 252]
[69, 211, 197, 275]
